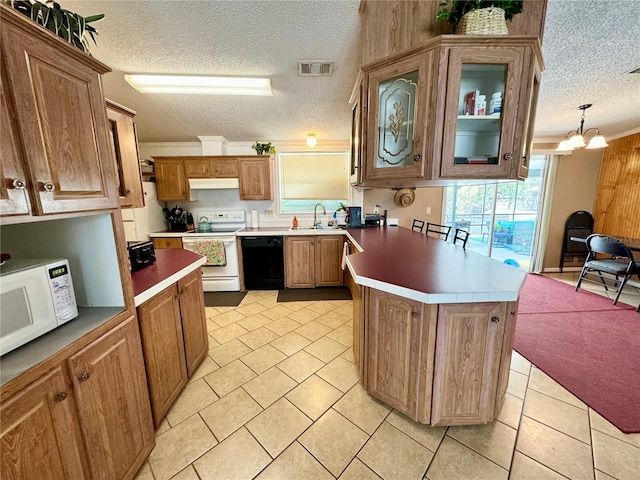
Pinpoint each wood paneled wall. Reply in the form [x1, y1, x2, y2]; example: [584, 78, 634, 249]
[592, 133, 640, 239]
[359, 0, 548, 65]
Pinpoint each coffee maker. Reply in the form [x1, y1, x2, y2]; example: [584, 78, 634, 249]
[345, 206, 362, 227]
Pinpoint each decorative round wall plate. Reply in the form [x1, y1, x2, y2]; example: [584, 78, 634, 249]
[394, 188, 415, 207]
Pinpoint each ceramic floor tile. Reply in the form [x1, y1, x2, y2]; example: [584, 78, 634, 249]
[386, 410, 447, 452]
[333, 384, 391, 434]
[316, 311, 350, 329]
[187, 356, 219, 382]
[307, 301, 341, 315]
[210, 310, 246, 327]
[304, 336, 349, 363]
[326, 324, 354, 347]
[285, 375, 342, 420]
[316, 356, 360, 393]
[155, 418, 170, 436]
[516, 416, 594, 480]
[148, 414, 217, 480]
[241, 344, 287, 374]
[338, 459, 380, 480]
[592, 429, 640, 480]
[207, 335, 220, 349]
[246, 398, 313, 458]
[299, 409, 369, 476]
[278, 300, 311, 311]
[210, 322, 249, 344]
[205, 318, 220, 332]
[334, 302, 354, 319]
[262, 305, 295, 321]
[170, 465, 199, 480]
[199, 387, 263, 441]
[447, 420, 517, 469]
[208, 338, 252, 366]
[203, 360, 257, 397]
[166, 378, 219, 427]
[509, 451, 567, 480]
[340, 347, 356, 364]
[286, 307, 322, 324]
[511, 350, 532, 375]
[295, 320, 333, 341]
[425, 436, 508, 480]
[523, 389, 591, 443]
[507, 370, 529, 399]
[595, 470, 620, 480]
[358, 421, 433, 480]
[243, 367, 297, 408]
[589, 409, 640, 448]
[237, 313, 273, 331]
[255, 441, 334, 480]
[265, 317, 302, 336]
[496, 392, 524, 430]
[193, 427, 271, 480]
[235, 302, 268, 317]
[133, 461, 154, 480]
[528, 368, 587, 410]
[276, 350, 325, 383]
[270, 331, 312, 356]
[238, 326, 279, 350]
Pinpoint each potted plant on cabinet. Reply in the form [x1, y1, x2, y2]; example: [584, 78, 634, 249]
[436, 0, 524, 35]
[251, 142, 276, 156]
[5, 0, 105, 54]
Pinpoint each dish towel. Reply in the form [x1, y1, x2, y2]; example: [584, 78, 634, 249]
[193, 240, 227, 266]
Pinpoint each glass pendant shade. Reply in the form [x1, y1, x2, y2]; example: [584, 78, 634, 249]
[586, 134, 608, 149]
[556, 139, 574, 151]
[568, 133, 586, 149]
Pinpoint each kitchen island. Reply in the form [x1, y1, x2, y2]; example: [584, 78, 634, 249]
[344, 226, 526, 426]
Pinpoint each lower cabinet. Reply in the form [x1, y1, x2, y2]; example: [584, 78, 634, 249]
[68, 316, 155, 480]
[285, 235, 344, 288]
[1, 366, 90, 479]
[362, 288, 515, 426]
[137, 269, 208, 426]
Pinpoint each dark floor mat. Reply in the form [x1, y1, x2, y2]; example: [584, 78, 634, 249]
[277, 287, 352, 302]
[204, 291, 247, 307]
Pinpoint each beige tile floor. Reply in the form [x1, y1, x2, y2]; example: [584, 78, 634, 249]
[135, 273, 640, 480]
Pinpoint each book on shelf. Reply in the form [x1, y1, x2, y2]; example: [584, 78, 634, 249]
[463, 90, 480, 116]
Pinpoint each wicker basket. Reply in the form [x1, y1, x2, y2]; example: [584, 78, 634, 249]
[455, 7, 508, 35]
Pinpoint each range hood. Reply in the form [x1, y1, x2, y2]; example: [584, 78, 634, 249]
[188, 178, 240, 190]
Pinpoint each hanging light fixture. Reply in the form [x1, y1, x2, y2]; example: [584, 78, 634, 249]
[556, 104, 608, 151]
[306, 133, 317, 148]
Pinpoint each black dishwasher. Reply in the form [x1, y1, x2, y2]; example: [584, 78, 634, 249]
[241, 236, 285, 290]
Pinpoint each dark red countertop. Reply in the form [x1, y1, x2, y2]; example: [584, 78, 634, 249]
[346, 226, 526, 302]
[131, 249, 205, 304]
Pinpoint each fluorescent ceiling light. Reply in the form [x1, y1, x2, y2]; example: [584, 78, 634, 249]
[124, 74, 272, 95]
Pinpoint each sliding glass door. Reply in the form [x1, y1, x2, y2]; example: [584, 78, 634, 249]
[443, 156, 545, 270]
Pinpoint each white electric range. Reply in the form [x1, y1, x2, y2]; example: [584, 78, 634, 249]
[181, 210, 246, 292]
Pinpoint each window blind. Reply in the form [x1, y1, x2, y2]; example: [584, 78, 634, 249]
[281, 153, 348, 200]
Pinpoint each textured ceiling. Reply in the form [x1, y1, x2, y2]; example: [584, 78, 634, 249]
[62, 0, 640, 144]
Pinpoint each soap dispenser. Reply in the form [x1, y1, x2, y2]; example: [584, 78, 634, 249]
[292, 216, 298, 229]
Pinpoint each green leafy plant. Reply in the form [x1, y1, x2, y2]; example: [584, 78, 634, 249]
[336, 202, 347, 212]
[6, 0, 104, 54]
[436, 0, 524, 31]
[251, 142, 276, 156]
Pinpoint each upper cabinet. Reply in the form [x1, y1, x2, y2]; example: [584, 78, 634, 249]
[153, 156, 272, 202]
[0, 5, 118, 221]
[356, 36, 543, 187]
[106, 100, 145, 209]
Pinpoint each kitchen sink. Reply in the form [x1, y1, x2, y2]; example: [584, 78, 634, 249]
[288, 226, 319, 231]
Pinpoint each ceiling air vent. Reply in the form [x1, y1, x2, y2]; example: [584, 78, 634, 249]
[297, 61, 335, 76]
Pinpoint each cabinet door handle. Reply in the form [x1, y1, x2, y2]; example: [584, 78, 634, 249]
[413, 154, 422, 161]
[12, 178, 26, 190]
[54, 391, 68, 402]
[42, 181, 55, 192]
[491, 316, 500, 323]
[79, 371, 90, 382]
[503, 153, 513, 161]
[126, 189, 133, 195]
[412, 312, 420, 319]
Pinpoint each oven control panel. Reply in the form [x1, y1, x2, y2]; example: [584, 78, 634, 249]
[197, 210, 245, 223]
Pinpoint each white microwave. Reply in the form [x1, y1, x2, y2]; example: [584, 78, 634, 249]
[0, 258, 78, 356]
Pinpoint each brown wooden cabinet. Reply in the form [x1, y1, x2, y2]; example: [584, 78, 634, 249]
[68, 316, 155, 480]
[1, 366, 90, 479]
[212, 158, 239, 178]
[152, 237, 184, 250]
[357, 36, 543, 186]
[238, 157, 273, 200]
[137, 270, 208, 426]
[106, 100, 145, 208]
[154, 158, 189, 201]
[285, 235, 344, 288]
[361, 288, 515, 426]
[1, 5, 118, 217]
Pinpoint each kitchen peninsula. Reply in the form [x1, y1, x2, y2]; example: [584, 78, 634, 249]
[238, 225, 526, 426]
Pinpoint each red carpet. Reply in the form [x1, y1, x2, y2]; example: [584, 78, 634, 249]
[514, 274, 640, 433]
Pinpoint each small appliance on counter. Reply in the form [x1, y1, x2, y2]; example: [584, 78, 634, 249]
[127, 241, 156, 271]
[345, 206, 363, 228]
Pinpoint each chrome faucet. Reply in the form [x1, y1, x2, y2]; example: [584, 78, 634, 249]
[313, 203, 326, 227]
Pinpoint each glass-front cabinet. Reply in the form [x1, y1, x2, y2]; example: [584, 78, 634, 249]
[363, 54, 431, 182]
[440, 47, 524, 179]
